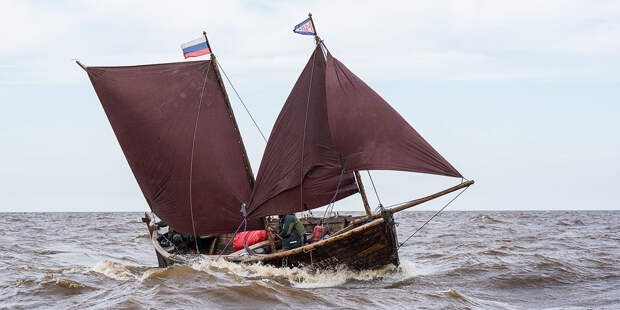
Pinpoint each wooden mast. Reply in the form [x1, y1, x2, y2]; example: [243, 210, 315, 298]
[308, 13, 321, 46]
[308, 14, 373, 217]
[203, 32, 277, 254]
[203, 32, 254, 187]
[354, 171, 373, 216]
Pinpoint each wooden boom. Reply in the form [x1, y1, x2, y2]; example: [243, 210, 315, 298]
[388, 179, 474, 214]
[334, 180, 474, 235]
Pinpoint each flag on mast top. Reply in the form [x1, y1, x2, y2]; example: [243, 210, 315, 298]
[181, 36, 211, 59]
[293, 17, 316, 35]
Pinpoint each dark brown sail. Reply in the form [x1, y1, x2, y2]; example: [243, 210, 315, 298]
[247, 47, 358, 218]
[325, 52, 462, 177]
[248, 46, 461, 218]
[86, 60, 259, 234]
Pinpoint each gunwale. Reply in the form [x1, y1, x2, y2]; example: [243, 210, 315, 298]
[144, 212, 398, 270]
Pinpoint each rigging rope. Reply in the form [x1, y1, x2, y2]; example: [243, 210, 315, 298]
[299, 51, 317, 211]
[215, 218, 247, 260]
[397, 186, 469, 249]
[366, 171, 383, 207]
[320, 168, 346, 226]
[187, 63, 212, 254]
[216, 61, 268, 143]
[214, 204, 256, 260]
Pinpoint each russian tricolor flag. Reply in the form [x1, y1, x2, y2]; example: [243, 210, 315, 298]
[181, 37, 211, 59]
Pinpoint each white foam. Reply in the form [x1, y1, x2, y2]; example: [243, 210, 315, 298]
[190, 258, 418, 288]
[92, 260, 135, 280]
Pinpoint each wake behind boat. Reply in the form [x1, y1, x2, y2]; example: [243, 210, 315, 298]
[79, 14, 473, 271]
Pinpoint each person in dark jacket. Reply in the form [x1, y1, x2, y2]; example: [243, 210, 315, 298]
[151, 220, 195, 253]
[278, 214, 306, 249]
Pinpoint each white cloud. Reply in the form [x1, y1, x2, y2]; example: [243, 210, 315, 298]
[1, 0, 619, 85]
[1, 1, 619, 211]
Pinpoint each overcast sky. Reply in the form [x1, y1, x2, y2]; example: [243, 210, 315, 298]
[1, 0, 618, 212]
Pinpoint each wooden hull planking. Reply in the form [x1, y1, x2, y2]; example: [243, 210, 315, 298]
[143, 212, 400, 270]
[231, 215, 399, 270]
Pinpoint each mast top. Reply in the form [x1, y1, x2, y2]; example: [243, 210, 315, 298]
[201, 31, 216, 60]
[307, 13, 321, 47]
[75, 60, 87, 72]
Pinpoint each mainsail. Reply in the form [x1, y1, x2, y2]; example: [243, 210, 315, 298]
[248, 45, 462, 218]
[324, 52, 462, 176]
[86, 60, 259, 234]
[247, 48, 359, 218]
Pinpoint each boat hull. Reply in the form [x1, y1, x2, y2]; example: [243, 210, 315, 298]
[143, 212, 399, 270]
[231, 216, 399, 270]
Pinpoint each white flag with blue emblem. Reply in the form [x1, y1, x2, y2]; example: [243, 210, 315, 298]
[293, 17, 316, 35]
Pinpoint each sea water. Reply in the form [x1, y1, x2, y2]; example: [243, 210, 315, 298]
[1, 211, 618, 309]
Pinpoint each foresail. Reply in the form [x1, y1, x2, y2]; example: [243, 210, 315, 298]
[247, 47, 358, 218]
[325, 53, 462, 178]
[248, 46, 462, 219]
[87, 61, 259, 234]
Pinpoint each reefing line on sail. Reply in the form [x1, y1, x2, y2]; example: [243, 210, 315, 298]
[188, 63, 213, 253]
[299, 49, 318, 211]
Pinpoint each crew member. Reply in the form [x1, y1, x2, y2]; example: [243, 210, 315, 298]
[151, 220, 195, 253]
[278, 214, 306, 249]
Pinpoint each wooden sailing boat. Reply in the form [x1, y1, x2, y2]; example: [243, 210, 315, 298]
[79, 17, 473, 270]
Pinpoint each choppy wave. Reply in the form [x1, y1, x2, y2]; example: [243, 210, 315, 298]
[43, 278, 91, 290]
[95, 257, 418, 289]
[35, 249, 66, 255]
[189, 258, 418, 289]
[445, 289, 468, 301]
[472, 214, 505, 223]
[141, 264, 203, 281]
[558, 219, 586, 226]
[135, 233, 150, 239]
[2, 211, 619, 309]
[92, 260, 137, 280]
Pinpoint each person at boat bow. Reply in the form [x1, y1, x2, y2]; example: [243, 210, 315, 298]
[278, 214, 306, 249]
[150, 220, 196, 253]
